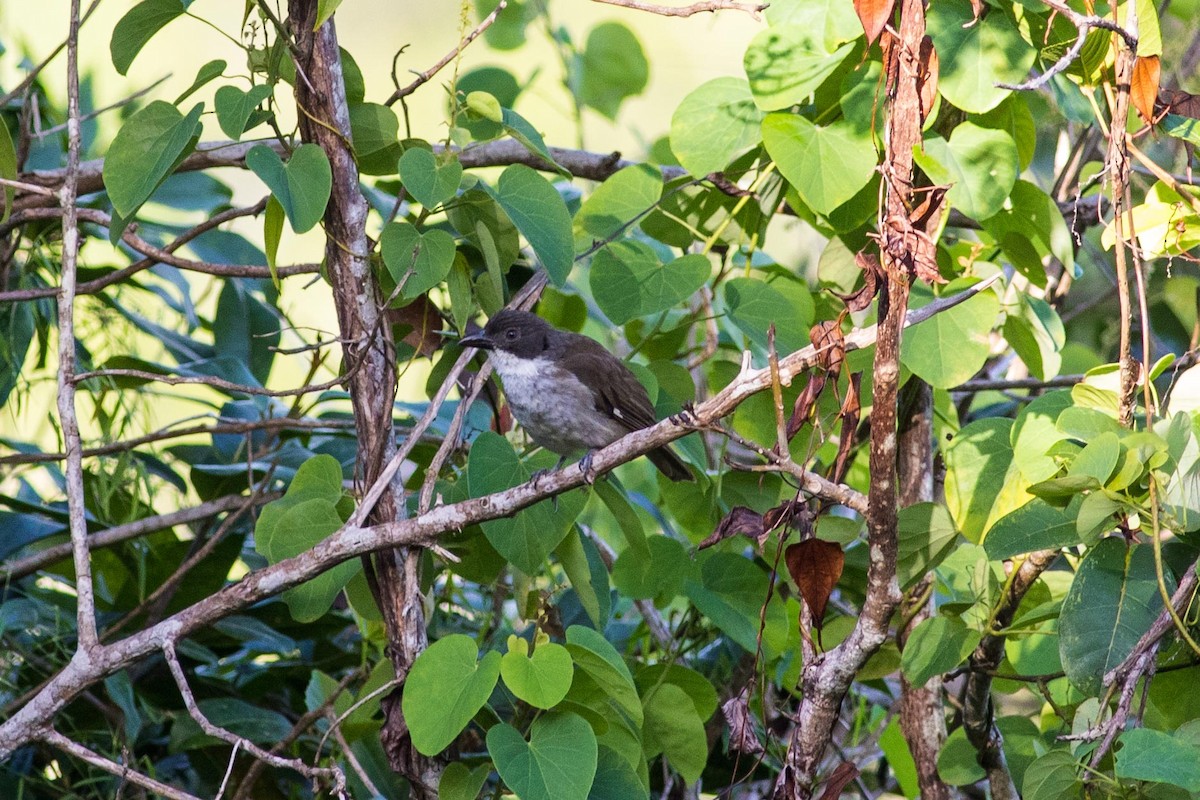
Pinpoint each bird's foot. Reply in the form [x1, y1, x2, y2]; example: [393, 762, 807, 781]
[578, 450, 599, 485]
[670, 401, 698, 427]
[530, 455, 568, 491]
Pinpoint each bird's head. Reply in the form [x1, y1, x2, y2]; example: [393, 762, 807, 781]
[459, 309, 553, 358]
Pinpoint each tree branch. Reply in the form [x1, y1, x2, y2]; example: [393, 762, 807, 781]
[0, 275, 997, 764]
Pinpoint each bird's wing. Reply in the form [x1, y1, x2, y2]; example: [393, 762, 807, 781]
[558, 340, 659, 433]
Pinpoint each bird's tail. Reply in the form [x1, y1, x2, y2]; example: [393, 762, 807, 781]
[648, 445, 694, 482]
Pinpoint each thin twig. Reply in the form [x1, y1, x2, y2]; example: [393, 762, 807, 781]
[162, 642, 349, 797]
[590, 0, 768, 18]
[58, 0, 97, 650]
[41, 728, 205, 800]
[386, 1, 508, 105]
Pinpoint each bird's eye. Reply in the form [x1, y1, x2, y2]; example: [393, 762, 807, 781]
[505, 328, 518, 340]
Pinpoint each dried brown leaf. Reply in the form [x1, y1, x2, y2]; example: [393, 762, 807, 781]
[830, 372, 862, 485]
[1131, 55, 1161, 124]
[811, 320, 846, 375]
[722, 694, 765, 756]
[387, 294, 443, 357]
[787, 373, 827, 439]
[784, 539, 844, 627]
[832, 250, 882, 312]
[816, 762, 861, 800]
[1158, 87, 1200, 118]
[763, 500, 810, 537]
[700, 506, 764, 550]
[854, 0, 895, 46]
[917, 36, 939, 123]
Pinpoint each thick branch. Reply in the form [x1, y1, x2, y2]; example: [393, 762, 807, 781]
[0, 277, 995, 762]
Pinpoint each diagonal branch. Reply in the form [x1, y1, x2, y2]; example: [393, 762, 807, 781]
[0, 275, 998, 762]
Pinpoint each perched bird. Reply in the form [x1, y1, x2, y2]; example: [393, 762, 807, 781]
[460, 309, 694, 482]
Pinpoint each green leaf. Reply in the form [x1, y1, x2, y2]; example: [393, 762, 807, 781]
[590, 244, 710, 325]
[169, 698, 291, 750]
[489, 713, 597, 800]
[635, 664, 718, 722]
[314, 0, 342, 29]
[1022, 751, 1081, 800]
[104, 100, 203, 219]
[902, 616, 981, 686]
[897, 502, 960, 589]
[683, 552, 788, 656]
[1116, 728, 1200, 791]
[1059, 539, 1174, 694]
[403, 635, 502, 756]
[1068, 431, 1120, 483]
[927, 0, 1036, 113]
[488, 165, 574, 286]
[500, 636, 573, 709]
[981, 180, 1075, 287]
[642, 683, 707, 783]
[556, 528, 610, 627]
[945, 418, 1031, 542]
[500, 107, 567, 175]
[1010, 390, 1074, 482]
[591, 745, 650, 800]
[575, 164, 662, 245]
[765, 0, 863, 49]
[723, 276, 813, 353]
[0, 119, 15, 223]
[1003, 294, 1065, 380]
[578, 22, 648, 119]
[565, 625, 643, 728]
[984, 498, 1083, 560]
[110, 0, 185, 75]
[174, 58, 227, 105]
[264, 195, 284, 283]
[670, 77, 764, 178]
[1134, 0, 1162, 56]
[349, 103, 402, 176]
[266, 498, 357, 621]
[745, 25, 855, 111]
[938, 726, 986, 785]
[245, 143, 332, 234]
[380, 222, 457, 299]
[762, 113, 877, 215]
[901, 282, 999, 389]
[214, 84, 273, 139]
[914, 123, 1018, 220]
[612, 536, 691, 601]
[440, 763, 492, 800]
[467, 432, 587, 575]
[399, 148, 463, 208]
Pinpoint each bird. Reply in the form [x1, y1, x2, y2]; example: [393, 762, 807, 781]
[459, 309, 694, 482]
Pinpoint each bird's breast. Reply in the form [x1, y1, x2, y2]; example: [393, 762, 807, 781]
[488, 352, 625, 454]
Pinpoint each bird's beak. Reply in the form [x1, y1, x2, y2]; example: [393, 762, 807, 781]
[459, 332, 493, 351]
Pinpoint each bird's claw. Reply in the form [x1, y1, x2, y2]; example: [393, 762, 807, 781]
[670, 402, 698, 428]
[579, 450, 598, 485]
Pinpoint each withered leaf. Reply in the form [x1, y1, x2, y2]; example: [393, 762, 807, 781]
[763, 500, 810, 536]
[1158, 87, 1200, 119]
[811, 320, 845, 376]
[830, 371, 863, 486]
[700, 506, 764, 550]
[1131, 55, 1161, 124]
[784, 539, 845, 628]
[854, 0, 895, 46]
[787, 373, 827, 440]
[917, 37, 939, 124]
[909, 183, 951, 235]
[387, 294, 443, 357]
[722, 694, 765, 756]
[832, 250, 882, 313]
[817, 762, 861, 800]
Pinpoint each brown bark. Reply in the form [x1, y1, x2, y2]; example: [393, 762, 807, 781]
[285, 2, 438, 793]
[895, 380, 953, 800]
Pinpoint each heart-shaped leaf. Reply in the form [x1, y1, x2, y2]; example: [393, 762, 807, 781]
[104, 100, 203, 219]
[500, 635, 573, 709]
[762, 113, 876, 215]
[487, 164, 574, 287]
[245, 143, 332, 234]
[590, 244, 710, 324]
[403, 635, 502, 755]
[487, 712, 598, 800]
[467, 432, 587, 575]
[379, 221, 457, 299]
[399, 147, 463, 208]
[214, 84, 273, 139]
[110, 0, 185, 75]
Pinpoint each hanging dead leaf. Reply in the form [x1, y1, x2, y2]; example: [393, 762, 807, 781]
[811, 320, 846, 375]
[764, 500, 810, 537]
[387, 294, 443, 357]
[722, 694, 765, 756]
[910, 183, 951, 235]
[1158, 87, 1200, 118]
[816, 762, 861, 800]
[1131, 55, 1161, 124]
[787, 373, 827, 439]
[854, 0, 895, 46]
[830, 372, 862, 485]
[784, 539, 844, 629]
[700, 506, 764, 550]
[917, 37, 939, 124]
[832, 250, 882, 312]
